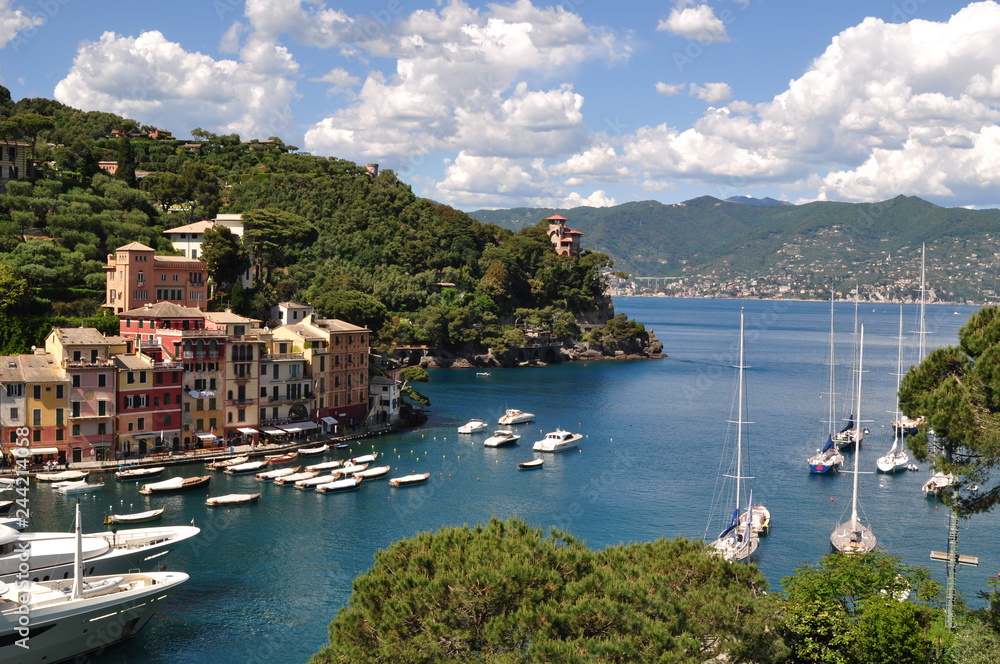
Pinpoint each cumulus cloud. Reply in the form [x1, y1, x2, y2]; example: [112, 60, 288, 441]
[54, 31, 298, 139]
[0, 0, 43, 49]
[655, 82, 685, 96]
[689, 82, 732, 104]
[657, 4, 728, 42]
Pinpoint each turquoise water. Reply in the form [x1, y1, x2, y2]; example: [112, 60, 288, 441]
[23, 297, 998, 664]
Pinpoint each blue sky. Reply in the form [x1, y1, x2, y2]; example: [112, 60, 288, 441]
[2, 0, 998, 211]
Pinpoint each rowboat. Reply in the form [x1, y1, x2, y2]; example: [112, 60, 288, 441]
[273, 471, 317, 486]
[349, 453, 378, 465]
[139, 475, 211, 495]
[297, 444, 329, 456]
[103, 507, 165, 525]
[315, 476, 363, 493]
[352, 465, 391, 480]
[334, 463, 368, 477]
[206, 455, 248, 470]
[114, 466, 165, 481]
[304, 460, 343, 472]
[223, 460, 269, 475]
[255, 466, 301, 481]
[206, 493, 261, 507]
[389, 473, 431, 487]
[293, 474, 341, 489]
[34, 470, 88, 483]
[265, 452, 298, 464]
[518, 458, 544, 470]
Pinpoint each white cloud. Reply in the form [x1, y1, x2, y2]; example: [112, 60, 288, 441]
[0, 0, 43, 49]
[54, 31, 298, 139]
[655, 82, 685, 96]
[657, 4, 728, 42]
[689, 82, 732, 104]
[312, 67, 360, 90]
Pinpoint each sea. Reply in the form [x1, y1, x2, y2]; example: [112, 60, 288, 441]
[20, 296, 1000, 664]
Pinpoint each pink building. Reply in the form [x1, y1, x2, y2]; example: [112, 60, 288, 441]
[104, 242, 209, 314]
[546, 215, 583, 257]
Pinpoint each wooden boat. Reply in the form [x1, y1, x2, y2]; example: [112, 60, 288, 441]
[315, 476, 363, 493]
[35, 470, 88, 483]
[389, 472, 431, 487]
[115, 466, 165, 481]
[139, 475, 211, 495]
[293, 474, 341, 489]
[255, 465, 301, 481]
[206, 493, 261, 507]
[223, 460, 269, 475]
[103, 507, 165, 525]
[333, 443, 350, 449]
[265, 452, 298, 464]
[305, 459, 343, 472]
[334, 463, 368, 477]
[518, 458, 544, 470]
[206, 455, 248, 470]
[55, 481, 105, 495]
[348, 453, 378, 465]
[273, 471, 317, 486]
[297, 444, 329, 456]
[352, 465, 391, 480]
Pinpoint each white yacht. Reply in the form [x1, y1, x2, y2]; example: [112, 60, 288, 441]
[0, 505, 188, 663]
[532, 429, 582, 452]
[458, 419, 488, 434]
[0, 521, 199, 583]
[498, 409, 535, 425]
[484, 429, 521, 447]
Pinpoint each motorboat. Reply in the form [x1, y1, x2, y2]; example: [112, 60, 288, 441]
[138, 475, 211, 495]
[103, 507, 165, 525]
[315, 476, 363, 493]
[334, 463, 368, 477]
[115, 466, 165, 481]
[0, 520, 200, 583]
[518, 458, 544, 470]
[352, 465, 391, 480]
[223, 460, 269, 474]
[458, 419, 488, 434]
[0, 505, 188, 664]
[55, 480, 105, 495]
[264, 452, 298, 464]
[389, 472, 431, 487]
[304, 459, 343, 472]
[297, 444, 329, 456]
[923, 472, 954, 497]
[206, 493, 261, 506]
[890, 415, 924, 436]
[348, 453, 378, 465]
[35, 470, 88, 483]
[293, 474, 341, 489]
[498, 409, 534, 425]
[484, 429, 520, 447]
[206, 455, 248, 470]
[255, 465, 302, 481]
[273, 471, 318, 486]
[532, 429, 583, 452]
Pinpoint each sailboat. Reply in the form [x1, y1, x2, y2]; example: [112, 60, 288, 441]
[832, 296, 868, 451]
[877, 306, 911, 473]
[809, 291, 846, 474]
[892, 244, 927, 436]
[708, 309, 764, 561]
[831, 324, 877, 554]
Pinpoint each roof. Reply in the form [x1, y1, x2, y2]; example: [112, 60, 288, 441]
[154, 255, 205, 264]
[18, 353, 63, 382]
[164, 220, 215, 234]
[277, 301, 313, 309]
[278, 323, 326, 340]
[48, 327, 108, 345]
[114, 354, 153, 370]
[121, 302, 205, 319]
[545, 214, 568, 221]
[308, 317, 369, 333]
[203, 311, 254, 324]
[115, 241, 155, 251]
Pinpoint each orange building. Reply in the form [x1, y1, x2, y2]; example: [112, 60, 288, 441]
[104, 242, 208, 314]
[546, 214, 583, 257]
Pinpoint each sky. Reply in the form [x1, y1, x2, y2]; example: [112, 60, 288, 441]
[2, 0, 1000, 211]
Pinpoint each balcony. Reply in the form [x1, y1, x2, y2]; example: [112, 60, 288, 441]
[66, 360, 116, 368]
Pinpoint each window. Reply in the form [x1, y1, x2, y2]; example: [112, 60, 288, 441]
[56, 385, 64, 399]
[128, 422, 134, 431]
[56, 408, 64, 425]
[161, 274, 167, 282]
[98, 401, 107, 416]
[72, 375, 81, 387]
[32, 430, 40, 442]
[137, 417, 145, 430]
[56, 429, 63, 441]
[32, 409, 41, 426]
[127, 372, 135, 384]
[32, 385, 40, 400]
[172, 273, 179, 282]
[98, 374, 107, 387]
[164, 414, 172, 426]
[238, 409, 246, 422]
[5, 384, 21, 397]
[72, 402, 81, 417]
[137, 270, 144, 284]
[139, 371, 147, 383]
[97, 423, 105, 435]
[72, 424, 80, 436]
[8, 407, 17, 420]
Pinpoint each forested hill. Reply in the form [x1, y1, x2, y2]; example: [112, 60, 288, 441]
[470, 196, 1000, 301]
[0, 85, 637, 359]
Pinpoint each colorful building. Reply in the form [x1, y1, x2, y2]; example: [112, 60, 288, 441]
[104, 242, 209, 314]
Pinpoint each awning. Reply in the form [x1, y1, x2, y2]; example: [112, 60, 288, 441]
[237, 427, 259, 435]
[320, 416, 337, 425]
[261, 427, 285, 436]
[279, 421, 319, 433]
[196, 433, 217, 440]
[27, 447, 58, 455]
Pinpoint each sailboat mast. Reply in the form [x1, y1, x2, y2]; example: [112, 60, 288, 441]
[851, 324, 865, 528]
[72, 501, 83, 599]
[892, 306, 904, 453]
[828, 292, 836, 436]
[736, 307, 745, 514]
[919, 244, 927, 362]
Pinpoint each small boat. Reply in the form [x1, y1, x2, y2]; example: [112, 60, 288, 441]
[305, 459, 343, 472]
[476, 372, 491, 376]
[114, 466, 165, 481]
[139, 475, 212, 495]
[206, 455, 248, 470]
[532, 429, 583, 452]
[353, 465, 391, 480]
[878, 307, 912, 474]
[458, 419, 488, 434]
[484, 429, 520, 447]
[35, 470, 88, 483]
[293, 474, 341, 489]
[103, 507, 165, 525]
[255, 465, 302, 481]
[739, 503, 772, 536]
[273, 471, 318, 486]
[56, 481, 105, 495]
[890, 415, 924, 436]
[333, 443, 350, 449]
[315, 476, 363, 493]
[348, 453, 378, 465]
[206, 493, 261, 507]
[265, 452, 298, 464]
[922, 472, 954, 497]
[334, 463, 369, 477]
[223, 460, 269, 474]
[389, 472, 431, 487]
[498, 409, 534, 425]
[518, 458, 544, 470]
[297, 444, 329, 456]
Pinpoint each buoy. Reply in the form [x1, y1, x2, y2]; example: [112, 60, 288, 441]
[830, 497, 834, 502]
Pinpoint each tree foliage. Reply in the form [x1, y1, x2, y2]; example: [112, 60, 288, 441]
[310, 518, 783, 664]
